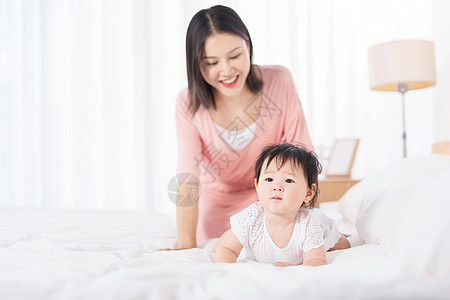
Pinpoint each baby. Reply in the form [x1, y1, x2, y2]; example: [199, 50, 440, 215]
[214, 143, 350, 266]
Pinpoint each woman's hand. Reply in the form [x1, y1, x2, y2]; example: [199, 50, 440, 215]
[159, 240, 197, 251]
[273, 262, 294, 267]
[159, 246, 195, 251]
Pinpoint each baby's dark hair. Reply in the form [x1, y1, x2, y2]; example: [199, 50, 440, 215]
[254, 143, 322, 209]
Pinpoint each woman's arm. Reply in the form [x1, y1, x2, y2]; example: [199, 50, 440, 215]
[215, 229, 243, 263]
[176, 182, 199, 249]
[302, 245, 327, 266]
[174, 91, 202, 249]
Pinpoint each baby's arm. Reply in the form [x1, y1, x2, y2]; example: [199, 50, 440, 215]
[303, 245, 327, 266]
[274, 246, 327, 267]
[215, 230, 243, 263]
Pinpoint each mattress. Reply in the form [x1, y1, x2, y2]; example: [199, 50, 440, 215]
[0, 205, 448, 300]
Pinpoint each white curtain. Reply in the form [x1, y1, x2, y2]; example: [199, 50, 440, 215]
[0, 0, 447, 213]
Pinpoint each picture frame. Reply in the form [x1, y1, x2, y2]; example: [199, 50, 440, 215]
[325, 138, 360, 178]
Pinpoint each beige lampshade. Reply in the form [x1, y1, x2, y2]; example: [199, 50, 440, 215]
[369, 40, 436, 91]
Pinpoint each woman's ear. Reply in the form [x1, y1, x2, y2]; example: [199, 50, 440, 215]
[304, 183, 317, 203]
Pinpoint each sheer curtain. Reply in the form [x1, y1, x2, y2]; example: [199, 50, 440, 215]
[0, 0, 446, 213]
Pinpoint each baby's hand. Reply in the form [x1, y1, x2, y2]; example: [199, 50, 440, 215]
[273, 262, 294, 267]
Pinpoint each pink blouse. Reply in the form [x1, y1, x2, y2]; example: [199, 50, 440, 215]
[176, 65, 314, 242]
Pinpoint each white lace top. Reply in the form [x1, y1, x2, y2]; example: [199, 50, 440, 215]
[214, 121, 257, 152]
[230, 202, 325, 265]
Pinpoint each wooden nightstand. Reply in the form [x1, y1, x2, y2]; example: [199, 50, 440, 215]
[316, 178, 360, 207]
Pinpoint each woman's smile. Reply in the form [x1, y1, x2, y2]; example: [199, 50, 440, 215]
[220, 75, 239, 87]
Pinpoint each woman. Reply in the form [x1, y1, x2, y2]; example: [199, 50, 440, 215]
[175, 5, 318, 249]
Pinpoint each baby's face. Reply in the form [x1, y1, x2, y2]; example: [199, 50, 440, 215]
[255, 158, 315, 218]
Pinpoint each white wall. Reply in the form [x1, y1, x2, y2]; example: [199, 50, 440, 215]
[1, 0, 449, 212]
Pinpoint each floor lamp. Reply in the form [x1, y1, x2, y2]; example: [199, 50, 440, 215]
[368, 40, 436, 158]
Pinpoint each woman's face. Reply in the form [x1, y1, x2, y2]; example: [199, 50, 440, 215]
[200, 32, 251, 99]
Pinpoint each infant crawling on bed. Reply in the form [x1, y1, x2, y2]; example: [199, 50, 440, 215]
[214, 143, 350, 267]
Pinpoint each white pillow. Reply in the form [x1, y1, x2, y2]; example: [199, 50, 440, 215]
[355, 155, 450, 244]
[350, 154, 450, 277]
[336, 181, 363, 226]
[337, 156, 415, 226]
[382, 171, 450, 277]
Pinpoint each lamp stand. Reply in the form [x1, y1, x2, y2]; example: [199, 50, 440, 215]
[398, 84, 408, 158]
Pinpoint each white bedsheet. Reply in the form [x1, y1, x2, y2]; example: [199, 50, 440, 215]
[0, 207, 448, 300]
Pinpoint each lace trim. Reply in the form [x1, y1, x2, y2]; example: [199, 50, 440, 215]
[232, 202, 264, 248]
[302, 216, 324, 252]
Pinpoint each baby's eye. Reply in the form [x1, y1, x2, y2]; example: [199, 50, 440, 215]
[285, 179, 295, 183]
[265, 178, 273, 182]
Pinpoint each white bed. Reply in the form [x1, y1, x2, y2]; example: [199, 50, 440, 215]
[1, 152, 450, 299]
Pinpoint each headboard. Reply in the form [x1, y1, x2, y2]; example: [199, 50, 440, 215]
[432, 141, 450, 156]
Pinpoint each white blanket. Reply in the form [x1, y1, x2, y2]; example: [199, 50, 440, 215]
[1, 207, 448, 300]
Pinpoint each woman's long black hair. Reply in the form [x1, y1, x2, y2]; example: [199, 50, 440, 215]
[185, 5, 263, 115]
